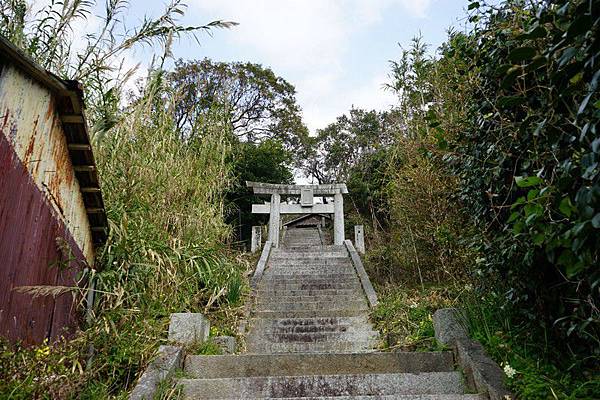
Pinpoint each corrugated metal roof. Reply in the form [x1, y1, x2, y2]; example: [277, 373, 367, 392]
[0, 34, 108, 246]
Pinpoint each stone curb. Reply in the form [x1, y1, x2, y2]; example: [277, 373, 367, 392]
[344, 239, 378, 307]
[433, 308, 513, 400]
[250, 240, 273, 288]
[129, 345, 183, 400]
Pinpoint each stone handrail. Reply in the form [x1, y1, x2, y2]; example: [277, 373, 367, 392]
[250, 240, 273, 288]
[344, 240, 378, 307]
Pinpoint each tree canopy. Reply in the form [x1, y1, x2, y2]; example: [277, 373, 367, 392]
[167, 58, 309, 150]
[301, 108, 393, 184]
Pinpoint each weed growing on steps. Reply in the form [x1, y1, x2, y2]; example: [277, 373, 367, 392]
[371, 282, 600, 398]
[371, 284, 456, 352]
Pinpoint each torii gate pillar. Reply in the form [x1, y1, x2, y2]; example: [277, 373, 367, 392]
[333, 192, 344, 245]
[268, 193, 281, 247]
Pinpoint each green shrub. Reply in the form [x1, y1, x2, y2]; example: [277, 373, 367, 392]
[448, 0, 600, 358]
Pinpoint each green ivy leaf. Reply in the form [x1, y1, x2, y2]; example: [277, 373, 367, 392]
[533, 232, 545, 246]
[507, 211, 520, 223]
[501, 66, 521, 89]
[495, 64, 512, 76]
[592, 213, 600, 228]
[526, 25, 547, 39]
[513, 221, 525, 235]
[527, 55, 547, 71]
[570, 72, 583, 85]
[566, 261, 585, 279]
[509, 47, 537, 63]
[557, 249, 575, 266]
[559, 197, 574, 218]
[515, 175, 543, 187]
[511, 196, 526, 210]
[527, 189, 539, 201]
[468, 1, 480, 10]
[498, 96, 526, 108]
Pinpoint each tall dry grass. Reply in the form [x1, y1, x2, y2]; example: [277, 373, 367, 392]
[0, 1, 247, 397]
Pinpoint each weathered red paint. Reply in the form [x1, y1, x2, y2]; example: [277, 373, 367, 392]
[0, 132, 86, 344]
[0, 38, 107, 346]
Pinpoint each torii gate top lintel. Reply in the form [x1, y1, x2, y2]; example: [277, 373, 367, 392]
[246, 181, 348, 195]
[247, 181, 347, 247]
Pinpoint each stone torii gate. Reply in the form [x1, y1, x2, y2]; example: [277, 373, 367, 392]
[247, 181, 348, 247]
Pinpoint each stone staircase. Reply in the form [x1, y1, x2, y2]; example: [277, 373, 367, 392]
[179, 226, 485, 399]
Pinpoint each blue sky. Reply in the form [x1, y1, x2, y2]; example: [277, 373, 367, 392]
[121, 1, 470, 133]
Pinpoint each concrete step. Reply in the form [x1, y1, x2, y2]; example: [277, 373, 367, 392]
[250, 316, 372, 327]
[180, 371, 465, 398]
[260, 276, 360, 284]
[270, 252, 348, 259]
[266, 267, 355, 274]
[257, 283, 363, 292]
[253, 309, 369, 318]
[250, 332, 379, 345]
[256, 288, 361, 296]
[254, 300, 368, 312]
[269, 252, 348, 260]
[269, 258, 351, 266]
[257, 283, 362, 291]
[258, 282, 362, 291]
[184, 352, 455, 379]
[272, 396, 485, 400]
[251, 327, 378, 339]
[265, 271, 356, 277]
[248, 317, 373, 335]
[268, 258, 354, 269]
[257, 324, 364, 334]
[263, 269, 358, 280]
[250, 320, 373, 332]
[197, 396, 485, 400]
[282, 245, 344, 252]
[246, 339, 378, 354]
[256, 294, 366, 304]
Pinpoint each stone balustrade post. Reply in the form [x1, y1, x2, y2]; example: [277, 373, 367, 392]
[251, 226, 262, 253]
[354, 225, 365, 254]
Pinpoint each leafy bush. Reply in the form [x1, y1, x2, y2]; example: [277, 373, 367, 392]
[381, 139, 474, 286]
[373, 0, 599, 396]
[449, 0, 600, 357]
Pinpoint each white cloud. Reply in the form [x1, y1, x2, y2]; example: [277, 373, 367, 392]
[188, 0, 433, 132]
[354, 0, 432, 24]
[300, 71, 397, 133]
[192, 1, 347, 71]
[398, 0, 432, 18]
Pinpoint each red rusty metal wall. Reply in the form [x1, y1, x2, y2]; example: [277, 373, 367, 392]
[0, 64, 93, 345]
[0, 132, 86, 344]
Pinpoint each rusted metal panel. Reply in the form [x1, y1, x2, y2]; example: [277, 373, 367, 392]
[0, 65, 90, 344]
[0, 65, 94, 264]
[0, 132, 85, 343]
[0, 37, 108, 245]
